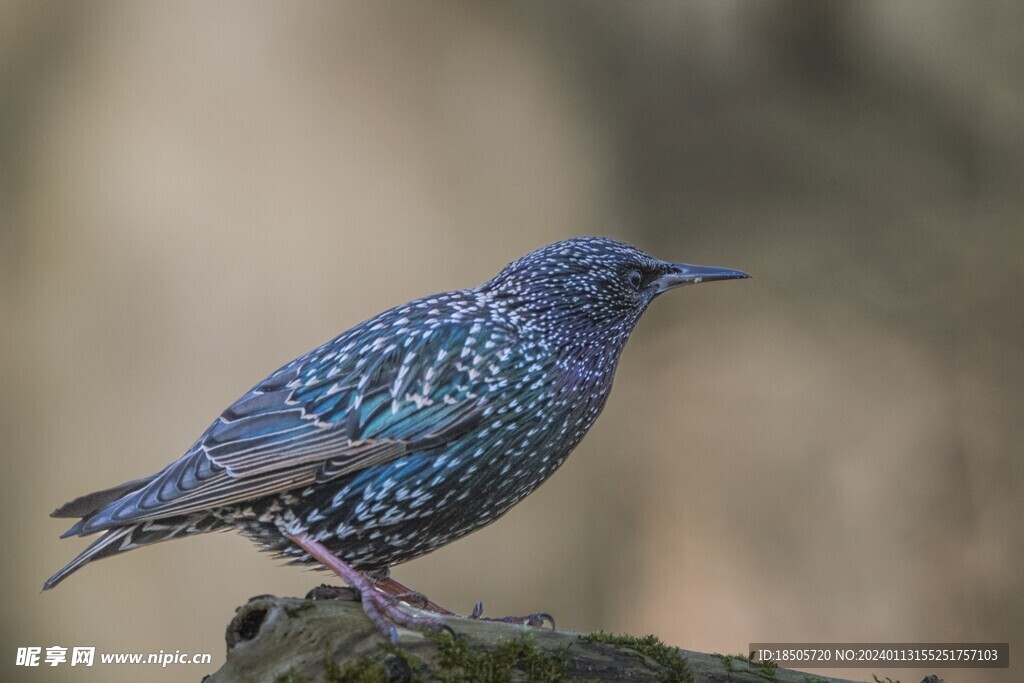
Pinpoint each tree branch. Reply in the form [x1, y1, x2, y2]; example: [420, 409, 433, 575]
[205, 592, 862, 682]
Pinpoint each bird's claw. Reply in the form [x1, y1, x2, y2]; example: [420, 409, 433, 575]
[357, 586, 450, 640]
[390, 590, 431, 610]
[468, 601, 555, 629]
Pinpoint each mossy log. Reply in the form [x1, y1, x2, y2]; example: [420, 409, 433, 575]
[205, 590, 860, 682]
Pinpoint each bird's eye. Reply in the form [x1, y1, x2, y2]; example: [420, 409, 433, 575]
[627, 269, 643, 289]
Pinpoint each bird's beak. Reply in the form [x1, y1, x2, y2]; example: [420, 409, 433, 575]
[653, 262, 751, 294]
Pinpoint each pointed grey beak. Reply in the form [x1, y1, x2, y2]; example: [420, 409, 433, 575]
[653, 262, 751, 293]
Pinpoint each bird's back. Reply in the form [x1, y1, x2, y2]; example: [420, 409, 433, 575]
[49, 286, 615, 579]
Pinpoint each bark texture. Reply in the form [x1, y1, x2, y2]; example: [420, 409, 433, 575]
[205, 592, 862, 682]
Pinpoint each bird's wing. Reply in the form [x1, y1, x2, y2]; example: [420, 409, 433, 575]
[74, 319, 518, 534]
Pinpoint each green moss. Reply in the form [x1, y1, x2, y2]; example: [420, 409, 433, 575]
[284, 601, 316, 618]
[755, 658, 778, 681]
[581, 631, 692, 683]
[711, 652, 778, 682]
[431, 630, 568, 682]
[711, 652, 737, 677]
[274, 667, 312, 683]
[311, 630, 565, 682]
[323, 651, 391, 683]
[381, 641, 422, 681]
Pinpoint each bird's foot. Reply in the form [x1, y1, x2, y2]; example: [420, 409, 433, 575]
[357, 585, 452, 643]
[388, 590, 432, 610]
[374, 576, 455, 615]
[286, 532, 451, 642]
[468, 601, 556, 629]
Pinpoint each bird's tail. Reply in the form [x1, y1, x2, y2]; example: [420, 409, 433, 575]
[44, 512, 227, 590]
[43, 526, 134, 590]
[50, 475, 156, 520]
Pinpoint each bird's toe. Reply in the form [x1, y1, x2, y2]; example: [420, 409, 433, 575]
[467, 602, 555, 629]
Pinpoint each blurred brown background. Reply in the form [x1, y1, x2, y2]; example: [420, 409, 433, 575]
[2, 1, 1022, 681]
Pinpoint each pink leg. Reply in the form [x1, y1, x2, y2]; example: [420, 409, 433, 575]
[285, 532, 448, 642]
[374, 576, 455, 615]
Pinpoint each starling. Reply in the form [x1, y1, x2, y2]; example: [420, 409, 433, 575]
[45, 236, 749, 637]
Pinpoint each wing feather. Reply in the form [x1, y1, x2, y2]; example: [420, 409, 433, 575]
[72, 318, 513, 535]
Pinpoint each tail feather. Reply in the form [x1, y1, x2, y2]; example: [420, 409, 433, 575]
[43, 527, 133, 590]
[44, 513, 227, 590]
[51, 476, 156, 519]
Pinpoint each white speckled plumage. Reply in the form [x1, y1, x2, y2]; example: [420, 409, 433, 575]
[45, 237, 749, 590]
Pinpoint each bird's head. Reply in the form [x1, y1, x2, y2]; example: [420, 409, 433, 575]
[482, 236, 749, 352]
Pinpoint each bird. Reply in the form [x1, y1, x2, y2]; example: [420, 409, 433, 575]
[45, 236, 749, 638]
